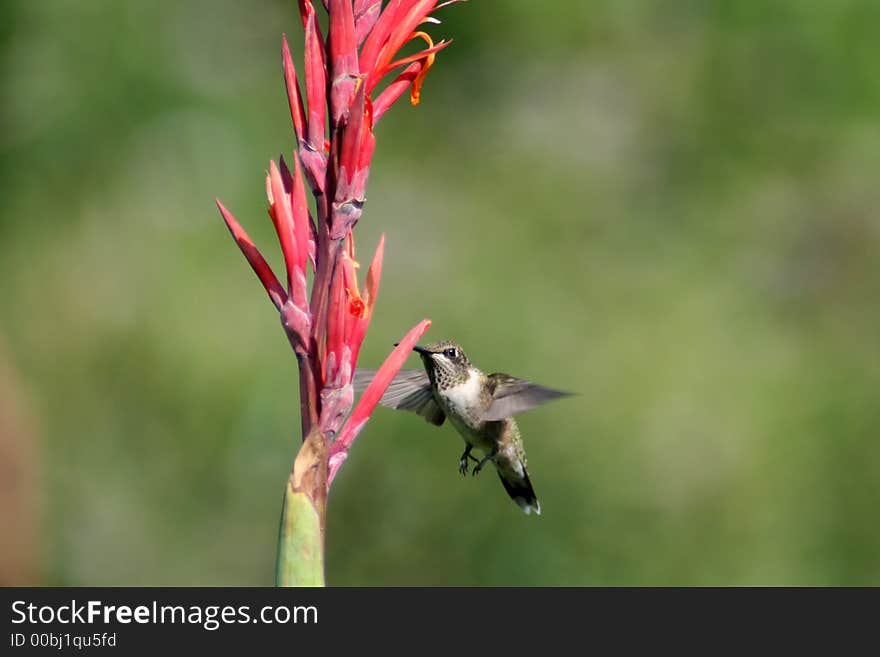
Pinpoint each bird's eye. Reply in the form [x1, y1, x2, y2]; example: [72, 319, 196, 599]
[444, 348, 457, 359]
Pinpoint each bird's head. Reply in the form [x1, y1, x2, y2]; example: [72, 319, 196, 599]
[412, 340, 471, 387]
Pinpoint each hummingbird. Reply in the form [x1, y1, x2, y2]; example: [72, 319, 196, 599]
[354, 340, 570, 515]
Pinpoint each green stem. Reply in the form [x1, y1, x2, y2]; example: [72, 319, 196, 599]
[275, 480, 325, 586]
[275, 429, 328, 587]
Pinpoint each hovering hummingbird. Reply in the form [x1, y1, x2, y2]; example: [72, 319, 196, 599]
[354, 340, 571, 515]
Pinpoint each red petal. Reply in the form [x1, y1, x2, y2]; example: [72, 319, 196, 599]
[328, 0, 360, 126]
[377, 38, 450, 78]
[324, 257, 348, 381]
[346, 234, 384, 367]
[336, 81, 368, 202]
[303, 1, 327, 153]
[372, 62, 421, 123]
[360, 0, 430, 77]
[216, 199, 288, 311]
[269, 159, 299, 298]
[282, 35, 307, 145]
[365, 0, 440, 91]
[354, 0, 382, 46]
[329, 0, 358, 73]
[363, 233, 385, 309]
[295, 0, 309, 28]
[291, 156, 311, 288]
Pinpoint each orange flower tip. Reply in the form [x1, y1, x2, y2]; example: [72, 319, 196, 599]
[403, 32, 445, 106]
[410, 57, 435, 105]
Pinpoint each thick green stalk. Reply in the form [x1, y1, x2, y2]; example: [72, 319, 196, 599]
[275, 429, 327, 587]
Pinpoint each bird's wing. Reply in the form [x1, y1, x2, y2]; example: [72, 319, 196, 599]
[351, 368, 379, 395]
[352, 369, 445, 426]
[482, 373, 572, 421]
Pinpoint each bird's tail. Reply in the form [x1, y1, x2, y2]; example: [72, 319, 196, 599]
[496, 462, 541, 516]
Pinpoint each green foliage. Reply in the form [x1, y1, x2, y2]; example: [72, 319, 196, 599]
[1, 0, 878, 585]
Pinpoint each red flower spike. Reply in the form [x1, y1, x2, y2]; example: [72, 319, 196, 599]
[327, 318, 432, 487]
[219, 1, 460, 510]
[328, 0, 360, 127]
[216, 199, 288, 311]
[281, 35, 307, 146]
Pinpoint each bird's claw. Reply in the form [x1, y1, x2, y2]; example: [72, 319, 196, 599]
[472, 450, 497, 477]
[459, 447, 478, 476]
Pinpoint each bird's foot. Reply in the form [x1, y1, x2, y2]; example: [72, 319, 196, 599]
[458, 447, 478, 476]
[472, 454, 494, 476]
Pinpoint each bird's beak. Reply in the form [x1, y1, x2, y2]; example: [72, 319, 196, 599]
[394, 342, 432, 357]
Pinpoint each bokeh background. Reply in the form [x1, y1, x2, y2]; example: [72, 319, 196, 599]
[2, 0, 879, 586]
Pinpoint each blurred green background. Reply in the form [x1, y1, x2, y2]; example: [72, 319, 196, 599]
[1, 0, 879, 586]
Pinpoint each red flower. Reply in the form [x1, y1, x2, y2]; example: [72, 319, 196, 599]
[216, 1, 457, 490]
